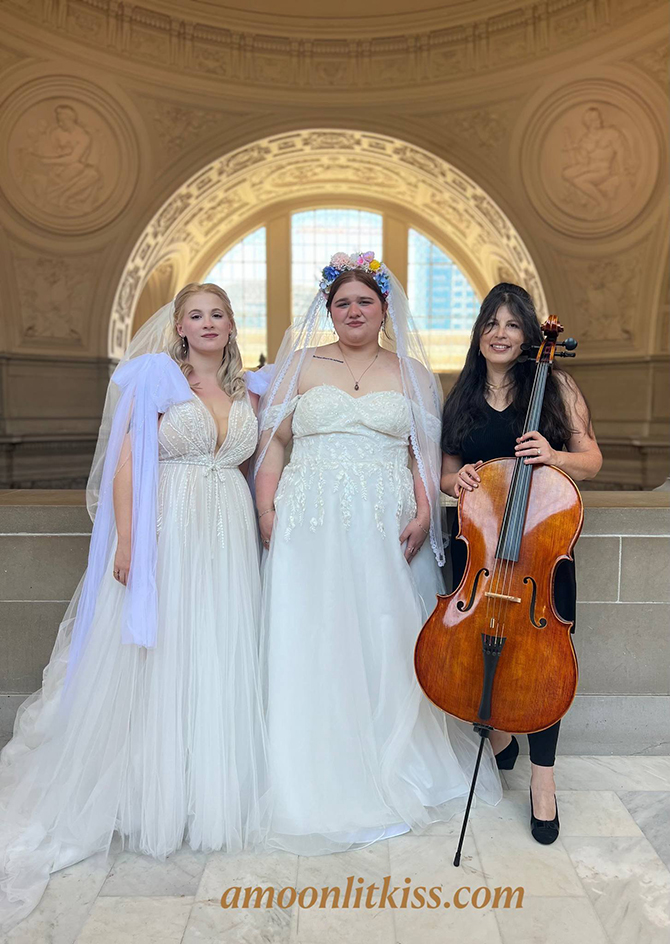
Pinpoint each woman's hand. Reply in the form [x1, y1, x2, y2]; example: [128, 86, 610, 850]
[400, 515, 430, 563]
[259, 510, 275, 550]
[515, 431, 557, 466]
[454, 460, 484, 497]
[113, 542, 131, 586]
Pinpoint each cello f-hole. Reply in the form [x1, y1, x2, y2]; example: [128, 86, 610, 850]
[456, 568, 489, 612]
[523, 575, 547, 628]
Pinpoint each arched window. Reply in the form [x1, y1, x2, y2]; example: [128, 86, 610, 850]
[204, 213, 481, 374]
[291, 209, 383, 317]
[407, 228, 480, 372]
[203, 226, 267, 369]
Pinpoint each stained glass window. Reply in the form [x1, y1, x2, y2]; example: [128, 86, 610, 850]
[204, 227, 267, 369]
[407, 228, 480, 371]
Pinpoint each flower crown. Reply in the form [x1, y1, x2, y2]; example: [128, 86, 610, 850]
[319, 251, 391, 298]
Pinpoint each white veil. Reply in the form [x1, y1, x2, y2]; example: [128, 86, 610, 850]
[64, 301, 194, 691]
[86, 302, 177, 522]
[254, 265, 446, 565]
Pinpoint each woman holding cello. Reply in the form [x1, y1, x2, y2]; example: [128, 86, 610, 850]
[439, 283, 602, 844]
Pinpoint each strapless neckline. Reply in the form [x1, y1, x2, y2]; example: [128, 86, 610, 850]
[299, 384, 405, 403]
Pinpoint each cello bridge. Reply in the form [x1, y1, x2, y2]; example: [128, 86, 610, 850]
[484, 591, 521, 604]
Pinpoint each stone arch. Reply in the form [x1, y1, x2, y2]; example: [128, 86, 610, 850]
[110, 129, 548, 359]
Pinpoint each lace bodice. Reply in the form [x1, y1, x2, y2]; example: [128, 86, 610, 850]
[159, 395, 258, 473]
[273, 385, 416, 539]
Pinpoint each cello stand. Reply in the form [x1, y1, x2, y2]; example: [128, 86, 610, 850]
[453, 722, 493, 867]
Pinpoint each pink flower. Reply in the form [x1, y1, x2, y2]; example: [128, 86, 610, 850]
[361, 251, 375, 264]
[330, 252, 350, 267]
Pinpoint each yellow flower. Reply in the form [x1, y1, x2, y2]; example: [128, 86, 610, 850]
[369, 259, 381, 270]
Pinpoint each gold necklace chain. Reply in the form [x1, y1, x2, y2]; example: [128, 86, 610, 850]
[337, 343, 379, 391]
[486, 378, 514, 390]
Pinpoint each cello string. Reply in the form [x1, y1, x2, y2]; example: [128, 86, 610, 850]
[494, 358, 542, 631]
[500, 360, 549, 636]
[496, 358, 546, 639]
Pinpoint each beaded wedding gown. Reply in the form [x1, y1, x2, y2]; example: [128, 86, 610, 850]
[260, 384, 502, 855]
[0, 392, 268, 930]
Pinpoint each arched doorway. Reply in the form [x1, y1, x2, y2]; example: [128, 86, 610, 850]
[110, 129, 547, 370]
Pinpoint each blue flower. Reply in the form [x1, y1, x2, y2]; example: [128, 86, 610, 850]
[375, 271, 390, 294]
[322, 265, 340, 281]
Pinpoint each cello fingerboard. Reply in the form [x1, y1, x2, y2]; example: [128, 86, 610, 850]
[495, 361, 550, 562]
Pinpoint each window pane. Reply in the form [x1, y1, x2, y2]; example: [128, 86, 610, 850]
[407, 229, 480, 372]
[291, 209, 383, 318]
[204, 227, 267, 369]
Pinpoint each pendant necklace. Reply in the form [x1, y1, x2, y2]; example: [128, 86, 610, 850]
[337, 343, 379, 391]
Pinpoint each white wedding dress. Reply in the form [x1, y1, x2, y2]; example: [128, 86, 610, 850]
[0, 393, 268, 930]
[260, 384, 502, 855]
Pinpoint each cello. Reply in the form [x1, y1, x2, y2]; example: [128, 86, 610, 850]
[414, 314, 580, 865]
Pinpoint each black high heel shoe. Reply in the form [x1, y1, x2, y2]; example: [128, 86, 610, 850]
[494, 735, 519, 770]
[529, 786, 560, 844]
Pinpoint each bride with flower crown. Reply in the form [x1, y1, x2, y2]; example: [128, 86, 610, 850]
[254, 253, 502, 855]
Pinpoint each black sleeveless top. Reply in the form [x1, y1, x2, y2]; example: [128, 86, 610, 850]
[449, 400, 577, 627]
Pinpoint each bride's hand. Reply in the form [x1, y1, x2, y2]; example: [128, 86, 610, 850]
[113, 542, 131, 586]
[400, 516, 429, 563]
[259, 509, 275, 550]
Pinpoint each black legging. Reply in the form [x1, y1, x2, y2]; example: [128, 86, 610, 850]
[527, 721, 560, 767]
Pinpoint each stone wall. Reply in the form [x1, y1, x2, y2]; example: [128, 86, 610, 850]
[0, 0, 667, 488]
[1, 489, 668, 754]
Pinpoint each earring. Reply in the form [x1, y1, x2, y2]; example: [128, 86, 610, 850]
[181, 337, 187, 354]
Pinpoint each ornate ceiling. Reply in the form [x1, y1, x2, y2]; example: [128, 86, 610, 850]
[2, 0, 665, 95]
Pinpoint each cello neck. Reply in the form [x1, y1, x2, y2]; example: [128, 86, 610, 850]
[495, 359, 550, 562]
[522, 360, 550, 437]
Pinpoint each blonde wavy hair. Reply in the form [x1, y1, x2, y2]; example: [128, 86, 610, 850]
[168, 282, 246, 400]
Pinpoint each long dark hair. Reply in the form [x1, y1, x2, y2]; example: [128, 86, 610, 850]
[441, 283, 575, 456]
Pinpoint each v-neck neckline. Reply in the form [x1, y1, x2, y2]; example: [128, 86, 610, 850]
[194, 394, 236, 458]
[484, 399, 513, 415]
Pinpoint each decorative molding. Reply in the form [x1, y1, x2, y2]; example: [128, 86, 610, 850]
[2, 0, 666, 91]
[521, 79, 661, 238]
[416, 101, 519, 157]
[109, 129, 548, 357]
[12, 248, 101, 346]
[570, 243, 649, 343]
[0, 74, 139, 235]
[627, 42, 670, 91]
[135, 95, 249, 160]
[0, 43, 25, 73]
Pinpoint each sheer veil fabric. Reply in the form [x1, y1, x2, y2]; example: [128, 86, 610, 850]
[255, 272, 445, 566]
[253, 266, 502, 856]
[0, 301, 269, 930]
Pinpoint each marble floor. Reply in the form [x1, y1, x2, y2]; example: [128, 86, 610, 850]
[0, 755, 668, 944]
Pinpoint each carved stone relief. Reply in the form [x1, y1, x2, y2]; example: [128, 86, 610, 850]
[522, 81, 660, 237]
[109, 129, 546, 357]
[0, 76, 139, 234]
[137, 97, 245, 159]
[570, 245, 649, 343]
[628, 44, 670, 91]
[442, 105, 517, 152]
[12, 250, 100, 346]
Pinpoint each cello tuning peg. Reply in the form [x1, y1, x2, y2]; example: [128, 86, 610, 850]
[518, 342, 539, 362]
[557, 337, 578, 350]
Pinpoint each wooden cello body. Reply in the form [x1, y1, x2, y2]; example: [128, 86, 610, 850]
[415, 315, 582, 738]
[415, 458, 582, 733]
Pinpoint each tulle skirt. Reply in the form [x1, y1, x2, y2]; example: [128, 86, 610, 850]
[0, 464, 268, 930]
[259, 463, 502, 856]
